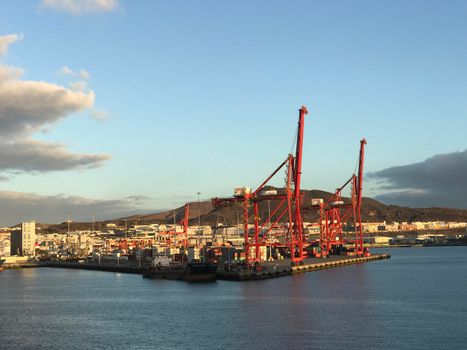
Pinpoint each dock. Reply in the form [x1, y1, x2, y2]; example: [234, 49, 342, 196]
[46, 261, 143, 274]
[2, 254, 391, 281]
[217, 253, 391, 281]
[2, 261, 143, 274]
[291, 253, 390, 274]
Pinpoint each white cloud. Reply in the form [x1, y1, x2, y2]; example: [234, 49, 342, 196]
[59, 66, 73, 75]
[90, 108, 110, 120]
[0, 139, 110, 172]
[0, 34, 110, 175]
[69, 80, 89, 91]
[58, 66, 90, 80]
[0, 68, 95, 137]
[79, 68, 90, 80]
[0, 33, 23, 55]
[41, 0, 119, 15]
[0, 64, 24, 81]
[125, 195, 151, 202]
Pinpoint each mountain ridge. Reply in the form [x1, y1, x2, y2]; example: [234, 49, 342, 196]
[36, 188, 467, 233]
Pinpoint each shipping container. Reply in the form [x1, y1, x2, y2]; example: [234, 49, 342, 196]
[311, 198, 324, 206]
[234, 187, 252, 197]
[260, 189, 278, 196]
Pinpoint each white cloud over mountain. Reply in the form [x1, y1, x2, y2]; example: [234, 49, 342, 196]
[368, 150, 467, 209]
[0, 33, 121, 225]
[0, 30, 196, 225]
[0, 190, 153, 226]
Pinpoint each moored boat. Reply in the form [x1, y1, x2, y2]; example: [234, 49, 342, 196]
[182, 262, 217, 282]
[143, 262, 217, 282]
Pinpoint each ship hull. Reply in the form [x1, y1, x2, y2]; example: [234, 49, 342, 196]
[143, 263, 217, 282]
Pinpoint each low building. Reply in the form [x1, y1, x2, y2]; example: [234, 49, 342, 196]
[0, 232, 11, 256]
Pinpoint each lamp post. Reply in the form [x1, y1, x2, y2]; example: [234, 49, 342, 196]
[197, 192, 201, 230]
[197, 192, 201, 250]
[268, 200, 272, 260]
[67, 213, 71, 258]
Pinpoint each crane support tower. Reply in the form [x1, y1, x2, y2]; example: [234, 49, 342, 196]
[212, 106, 309, 265]
[312, 139, 368, 258]
[168, 203, 190, 249]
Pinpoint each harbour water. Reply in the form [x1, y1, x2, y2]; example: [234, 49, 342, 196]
[1, 247, 466, 349]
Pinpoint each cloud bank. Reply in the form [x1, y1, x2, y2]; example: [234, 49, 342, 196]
[0, 140, 109, 172]
[0, 191, 152, 226]
[0, 65, 94, 137]
[368, 150, 467, 209]
[41, 0, 119, 15]
[0, 34, 109, 176]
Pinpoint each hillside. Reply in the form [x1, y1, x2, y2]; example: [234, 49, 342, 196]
[39, 188, 467, 233]
[121, 188, 467, 226]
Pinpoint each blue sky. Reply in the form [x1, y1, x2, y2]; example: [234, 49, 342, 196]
[0, 0, 466, 225]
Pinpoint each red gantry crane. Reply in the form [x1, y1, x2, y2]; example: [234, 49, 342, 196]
[212, 106, 309, 265]
[167, 204, 190, 249]
[314, 138, 368, 257]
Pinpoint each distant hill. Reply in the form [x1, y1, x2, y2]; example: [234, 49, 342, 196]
[38, 187, 467, 233]
[122, 188, 467, 225]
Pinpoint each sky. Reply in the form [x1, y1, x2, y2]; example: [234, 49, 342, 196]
[0, 0, 466, 225]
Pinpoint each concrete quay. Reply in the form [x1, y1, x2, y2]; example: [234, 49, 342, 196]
[291, 253, 391, 274]
[2, 261, 143, 274]
[2, 254, 391, 281]
[46, 261, 143, 274]
[217, 254, 391, 281]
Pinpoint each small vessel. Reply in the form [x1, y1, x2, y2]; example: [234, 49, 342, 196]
[142, 262, 217, 282]
[183, 262, 218, 282]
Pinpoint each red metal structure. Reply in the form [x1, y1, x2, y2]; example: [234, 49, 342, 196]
[314, 138, 367, 257]
[168, 204, 190, 249]
[212, 106, 308, 265]
[182, 204, 190, 248]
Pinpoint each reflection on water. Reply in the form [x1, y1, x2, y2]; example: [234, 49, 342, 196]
[1, 247, 467, 349]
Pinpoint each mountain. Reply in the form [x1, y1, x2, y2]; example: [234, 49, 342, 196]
[121, 188, 467, 226]
[38, 188, 467, 233]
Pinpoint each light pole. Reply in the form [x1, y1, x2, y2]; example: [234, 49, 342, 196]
[67, 213, 71, 235]
[267, 200, 271, 224]
[236, 207, 240, 243]
[268, 200, 272, 260]
[197, 192, 201, 249]
[67, 213, 71, 257]
[197, 192, 201, 230]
